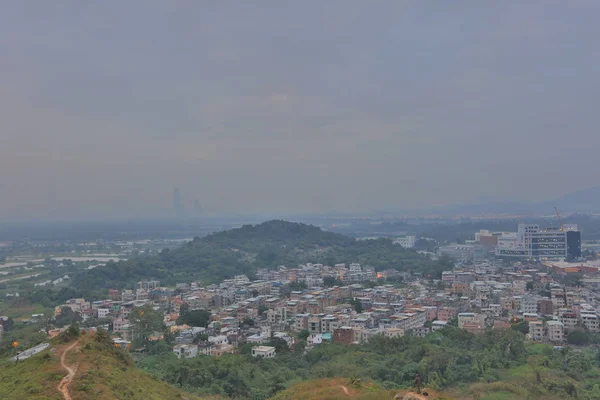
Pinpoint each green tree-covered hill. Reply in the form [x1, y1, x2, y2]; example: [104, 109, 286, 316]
[72, 220, 449, 291]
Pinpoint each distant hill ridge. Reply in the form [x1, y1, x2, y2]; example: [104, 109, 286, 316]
[71, 220, 447, 291]
[198, 219, 354, 248]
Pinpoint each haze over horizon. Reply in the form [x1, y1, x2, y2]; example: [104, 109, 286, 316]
[2, 2, 600, 220]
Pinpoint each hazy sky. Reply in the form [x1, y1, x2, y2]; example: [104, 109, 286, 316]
[2, 1, 599, 220]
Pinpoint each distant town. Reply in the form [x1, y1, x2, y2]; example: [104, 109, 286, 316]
[4, 220, 597, 362]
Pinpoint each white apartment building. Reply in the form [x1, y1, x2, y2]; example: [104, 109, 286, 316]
[559, 312, 578, 332]
[520, 295, 539, 315]
[391, 311, 427, 330]
[495, 224, 580, 259]
[529, 321, 545, 341]
[546, 321, 564, 343]
[581, 313, 599, 333]
[173, 344, 198, 359]
[97, 307, 110, 319]
[321, 315, 339, 333]
[252, 346, 276, 358]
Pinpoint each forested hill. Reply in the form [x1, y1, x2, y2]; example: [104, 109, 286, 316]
[72, 220, 448, 292]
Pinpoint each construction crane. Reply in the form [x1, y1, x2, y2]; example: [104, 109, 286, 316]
[554, 207, 563, 231]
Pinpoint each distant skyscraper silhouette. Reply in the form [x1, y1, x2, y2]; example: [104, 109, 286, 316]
[173, 188, 183, 217]
[194, 199, 202, 214]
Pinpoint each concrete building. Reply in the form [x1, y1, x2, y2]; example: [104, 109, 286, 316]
[431, 320, 448, 331]
[246, 334, 268, 344]
[173, 344, 198, 359]
[97, 307, 110, 319]
[559, 312, 578, 332]
[251, 346, 276, 358]
[410, 326, 431, 338]
[437, 307, 457, 322]
[581, 313, 599, 333]
[546, 320, 564, 343]
[520, 295, 540, 314]
[538, 299, 554, 316]
[334, 327, 356, 345]
[529, 321, 545, 341]
[458, 313, 485, 331]
[495, 224, 581, 259]
[383, 328, 405, 338]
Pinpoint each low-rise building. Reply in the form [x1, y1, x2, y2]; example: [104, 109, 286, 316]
[173, 344, 198, 359]
[383, 328, 405, 338]
[252, 346, 276, 358]
[458, 313, 485, 331]
[431, 320, 448, 331]
[410, 326, 430, 338]
[437, 307, 457, 322]
[333, 327, 356, 345]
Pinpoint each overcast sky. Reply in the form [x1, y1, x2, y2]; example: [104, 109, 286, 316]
[1, 1, 599, 220]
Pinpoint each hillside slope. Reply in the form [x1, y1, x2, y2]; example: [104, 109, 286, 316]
[72, 220, 446, 290]
[268, 378, 450, 400]
[0, 333, 216, 400]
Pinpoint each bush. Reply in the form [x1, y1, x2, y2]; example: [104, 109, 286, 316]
[58, 324, 81, 342]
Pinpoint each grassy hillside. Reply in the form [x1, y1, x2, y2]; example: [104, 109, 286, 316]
[72, 220, 447, 290]
[268, 378, 450, 400]
[0, 332, 217, 400]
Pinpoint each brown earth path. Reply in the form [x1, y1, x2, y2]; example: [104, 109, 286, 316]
[57, 341, 79, 400]
[339, 385, 350, 395]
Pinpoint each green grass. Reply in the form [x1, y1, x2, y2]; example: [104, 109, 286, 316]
[0, 334, 220, 400]
[0, 300, 50, 319]
[0, 348, 63, 400]
[525, 342, 549, 356]
[481, 391, 516, 400]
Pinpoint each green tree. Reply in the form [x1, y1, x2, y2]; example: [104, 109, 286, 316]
[511, 321, 529, 335]
[54, 307, 82, 328]
[177, 309, 211, 327]
[193, 333, 209, 343]
[323, 276, 342, 287]
[258, 305, 269, 315]
[567, 329, 590, 346]
[163, 327, 176, 345]
[353, 299, 364, 314]
[179, 302, 190, 316]
[129, 305, 165, 344]
[95, 328, 112, 347]
[298, 330, 310, 340]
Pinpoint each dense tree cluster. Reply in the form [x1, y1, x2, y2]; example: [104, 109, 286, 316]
[138, 327, 527, 399]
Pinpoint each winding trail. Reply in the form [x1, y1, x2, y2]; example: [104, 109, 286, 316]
[57, 341, 79, 400]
